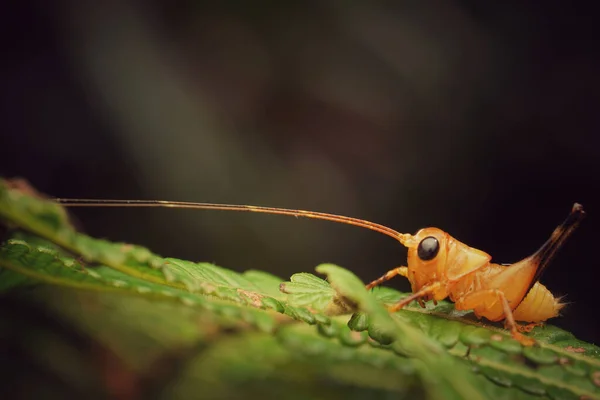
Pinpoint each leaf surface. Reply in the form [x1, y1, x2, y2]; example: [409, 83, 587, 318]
[1, 178, 599, 399]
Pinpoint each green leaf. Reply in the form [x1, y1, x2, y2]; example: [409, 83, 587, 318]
[1, 177, 600, 400]
[315, 263, 485, 400]
[280, 272, 336, 311]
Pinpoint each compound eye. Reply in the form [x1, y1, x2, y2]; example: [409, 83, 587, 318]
[417, 236, 439, 261]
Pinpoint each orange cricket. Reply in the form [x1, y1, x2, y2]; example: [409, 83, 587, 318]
[54, 198, 585, 345]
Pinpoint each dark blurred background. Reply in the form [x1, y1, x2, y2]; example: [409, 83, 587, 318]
[1, 1, 599, 343]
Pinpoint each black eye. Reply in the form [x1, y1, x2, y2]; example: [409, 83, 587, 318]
[417, 236, 439, 261]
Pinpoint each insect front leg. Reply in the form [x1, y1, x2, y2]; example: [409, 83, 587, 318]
[456, 289, 536, 346]
[386, 282, 441, 312]
[365, 266, 408, 290]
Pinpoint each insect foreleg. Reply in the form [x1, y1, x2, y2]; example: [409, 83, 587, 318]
[365, 266, 408, 290]
[386, 282, 441, 312]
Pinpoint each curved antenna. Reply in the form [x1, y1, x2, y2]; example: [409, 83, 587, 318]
[53, 198, 413, 245]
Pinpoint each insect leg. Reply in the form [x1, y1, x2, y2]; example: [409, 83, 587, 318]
[386, 282, 441, 312]
[456, 289, 536, 346]
[516, 322, 544, 333]
[494, 290, 536, 346]
[365, 266, 408, 290]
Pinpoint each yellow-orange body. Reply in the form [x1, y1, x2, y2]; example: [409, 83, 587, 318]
[405, 228, 563, 323]
[365, 203, 583, 345]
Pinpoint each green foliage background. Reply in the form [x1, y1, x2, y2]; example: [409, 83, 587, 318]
[0, 179, 599, 400]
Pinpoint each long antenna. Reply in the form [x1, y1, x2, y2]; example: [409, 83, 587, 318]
[53, 199, 412, 245]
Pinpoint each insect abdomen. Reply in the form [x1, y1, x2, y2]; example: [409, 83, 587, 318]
[512, 282, 564, 322]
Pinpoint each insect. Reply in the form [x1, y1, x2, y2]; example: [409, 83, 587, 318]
[54, 198, 585, 346]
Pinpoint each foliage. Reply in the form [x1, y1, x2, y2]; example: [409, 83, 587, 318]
[0, 178, 599, 399]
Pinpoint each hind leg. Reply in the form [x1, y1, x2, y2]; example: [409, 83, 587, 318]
[456, 289, 536, 346]
[516, 322, 544, 333]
